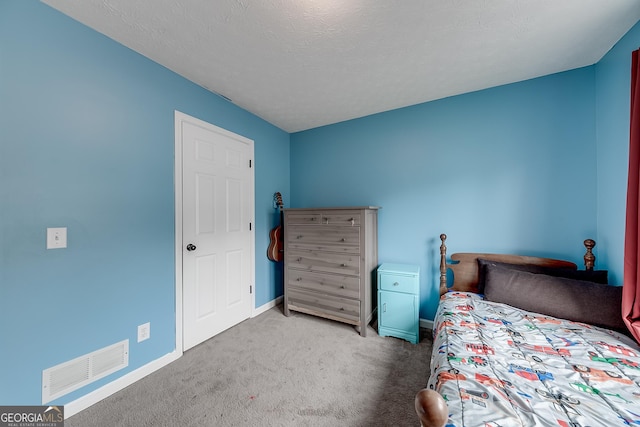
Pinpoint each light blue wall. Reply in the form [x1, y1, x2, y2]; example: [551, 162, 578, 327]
[0, 1, 289, 405]
[291, 68, 598, 320]
[3, 0, 639, 410]
[595, 21, 640, 285]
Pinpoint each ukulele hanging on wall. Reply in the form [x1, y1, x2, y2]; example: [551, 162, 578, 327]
[267, 192, 284, 262]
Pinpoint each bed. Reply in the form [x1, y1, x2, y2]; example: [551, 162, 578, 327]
[415, 234, 640, 427]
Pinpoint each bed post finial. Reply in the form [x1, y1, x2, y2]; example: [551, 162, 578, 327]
[415, 389, 448, 427]
[583, 239, 595, 271]
[440, 234, 447, 293]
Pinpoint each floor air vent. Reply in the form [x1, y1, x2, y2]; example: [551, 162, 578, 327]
[42, 339, 129, 403]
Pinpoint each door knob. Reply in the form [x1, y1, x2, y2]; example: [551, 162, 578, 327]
[186, 244, 197, 252]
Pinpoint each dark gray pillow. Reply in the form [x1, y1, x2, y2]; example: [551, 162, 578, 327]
[477, 259, 608, 293]
[483, 264, 625, 332]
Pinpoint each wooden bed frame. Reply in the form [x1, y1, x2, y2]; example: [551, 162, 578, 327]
[417, 233, 597, 427]
[438, 233, 595, 295]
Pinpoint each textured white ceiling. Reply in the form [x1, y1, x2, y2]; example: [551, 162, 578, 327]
[42, 0, 640, 132]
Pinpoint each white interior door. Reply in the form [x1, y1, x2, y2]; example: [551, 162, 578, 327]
[177, 112, 254, 351]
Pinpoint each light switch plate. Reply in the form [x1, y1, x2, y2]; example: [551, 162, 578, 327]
[47, 227, 67, 249]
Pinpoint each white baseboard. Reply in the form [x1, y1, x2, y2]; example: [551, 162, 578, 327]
[64, 350, 181, 418]
[65, 296, 284, 419]
[419, 318, 434, 330]
[253, 295, 283, 317]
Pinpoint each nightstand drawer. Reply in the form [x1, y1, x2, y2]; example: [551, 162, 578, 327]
[379, 273, 418, 293]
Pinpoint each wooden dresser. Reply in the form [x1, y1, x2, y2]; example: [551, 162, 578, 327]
[283, 206, 379, 336]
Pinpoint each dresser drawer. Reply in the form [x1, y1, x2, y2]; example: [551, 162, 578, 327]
[286, 225, 360, 253]
[321, 211, 361, 226]
[287, 225, 360, 245]
[286, 269, 360, 299]
[379, 272, 419, 294]
[287, 250, 360, 276]
[285, 212, 321, 225]
[287, 288, 360, 323]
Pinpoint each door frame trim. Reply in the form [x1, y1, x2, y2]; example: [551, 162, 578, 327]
[174, 110, 255, 353]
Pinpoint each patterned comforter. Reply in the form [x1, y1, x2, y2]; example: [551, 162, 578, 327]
[428, 292, 640, 427]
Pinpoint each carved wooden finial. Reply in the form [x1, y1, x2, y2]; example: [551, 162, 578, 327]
[440, 234, 448, 293]
[583, 239, 595, 271]
[415, 389, 448, 427]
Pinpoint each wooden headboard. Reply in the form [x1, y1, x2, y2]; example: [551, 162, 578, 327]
[438, 233, 596, 295]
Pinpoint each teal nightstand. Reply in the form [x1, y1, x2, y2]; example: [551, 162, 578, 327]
[377, 263, 420, 344]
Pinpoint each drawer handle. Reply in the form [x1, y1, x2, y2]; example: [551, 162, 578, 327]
[393, 282, 400, 286]
[340, 307, 344, 311]
[340, 285, 345, 289]
[296, 235, 303, 239]
[383, 303, 387, 312]
[349, 218, 354, 226]
[297, 257, 302, 262]
[296, 277, 302, 281]
[340, 238, 346, 242]
[325, 218, 330, 224]
[310, 217, 316, 221]
[340, 263, 347, 267]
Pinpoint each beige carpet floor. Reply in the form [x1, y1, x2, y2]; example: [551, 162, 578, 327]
[66, 306, 433, 426]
